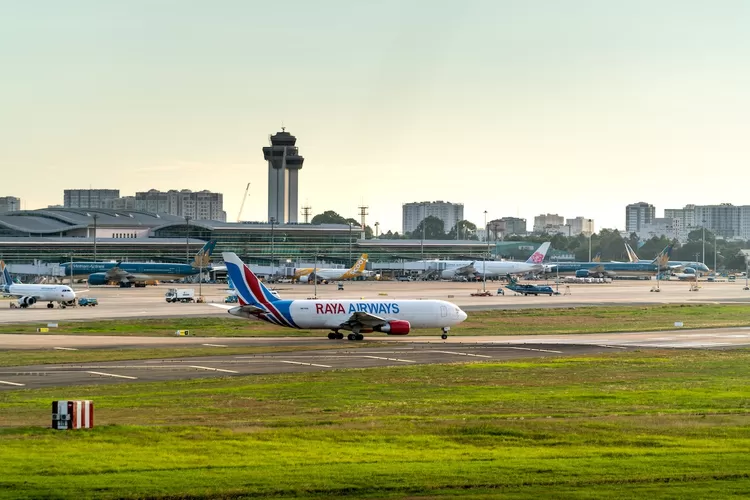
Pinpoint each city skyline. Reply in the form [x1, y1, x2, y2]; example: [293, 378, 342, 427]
[3, 1, 750, 232]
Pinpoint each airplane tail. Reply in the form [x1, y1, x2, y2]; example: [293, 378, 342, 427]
[624, 242, 640, 263]
[222, 252, 280, 306]
[652, 245, 673, 268]
[592, 252, 602, 263]
[350, 253, 368, 274]
[0, 261, 11, 287]
[193, 240, 217, 268]
[526, 242, 550, 264]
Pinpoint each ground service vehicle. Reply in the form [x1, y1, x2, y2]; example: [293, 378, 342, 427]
[165, 288, 195, 303]
[77, 297, 98, 307]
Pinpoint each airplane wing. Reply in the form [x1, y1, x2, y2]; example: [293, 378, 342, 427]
[454, 262, 477, 276]
[209, 303, 267, 315]
[338, 311, 388, 330]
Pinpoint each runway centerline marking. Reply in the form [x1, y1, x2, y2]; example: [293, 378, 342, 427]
[279, 360, 332, 368]
[363, 356, 416, 363]
[0, 380, 25, 386]
[499, 347, 563, 354]
[188, 365, 238, 374]
[593, 345, 628, 349]
[86, 371, 137, 380]
[53, 347, 78, 351]
[201, 343, 227, 348]
[430, 350, 492, 358]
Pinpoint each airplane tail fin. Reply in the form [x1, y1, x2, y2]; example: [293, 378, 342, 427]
[624, 242, 640, 263]
[526, 242, 550, 264]
[351, 253, 368, 273]
[652, 245, 673, 268]
[592, 252, 602, 263]
[222, 252, 280, 306]
[193, 240, 217, 268]
[0, 261, 11, 287]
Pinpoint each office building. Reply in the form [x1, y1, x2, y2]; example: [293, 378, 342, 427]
[625, 202, 655, 234]
[0, 196, 20, 213]
[64, 189, 120, 209]
[134, 189, 226, 221]
[533, 213, 564, 233]
[263, 128, 305, 223]
[402, 201, 464, 235]
[104, 196, 136, 211]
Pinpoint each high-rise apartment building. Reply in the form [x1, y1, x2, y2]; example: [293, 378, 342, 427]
[134, 189, 226, 221]
[402, 201, 464, 235]
[625, 202, 655, 234]
[64, 189, 120, 209]
[565, 217, 595, 236]
[0, 196, 20, 213]
[533, 213, 564, 233]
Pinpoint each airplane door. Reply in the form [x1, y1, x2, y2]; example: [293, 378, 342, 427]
[440, 305, 447, 317]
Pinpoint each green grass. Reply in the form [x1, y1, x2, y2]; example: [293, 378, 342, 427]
[2, 303, 750, 338]
[2, 350, 750, 498]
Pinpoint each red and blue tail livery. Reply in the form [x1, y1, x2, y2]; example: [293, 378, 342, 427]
[221, 252, 467, 340]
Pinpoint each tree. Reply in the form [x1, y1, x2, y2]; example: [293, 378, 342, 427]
[311, 210, 350, 225]
[411, 216, 445, 239]
[447, 220, 477, 240]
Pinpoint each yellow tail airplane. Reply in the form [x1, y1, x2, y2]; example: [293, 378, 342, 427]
[295, 254, 369, 282]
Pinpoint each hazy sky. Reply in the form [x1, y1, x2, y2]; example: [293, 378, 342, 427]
[3, 1, 750, 232]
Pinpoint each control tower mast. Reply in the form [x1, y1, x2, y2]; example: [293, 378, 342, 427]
[262, 128, 304, 223]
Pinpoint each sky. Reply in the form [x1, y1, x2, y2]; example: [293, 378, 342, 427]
[2, 1, 750, 233]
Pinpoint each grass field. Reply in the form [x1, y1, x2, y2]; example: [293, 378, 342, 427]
[2, 303, 750, 338]
[1, 349, 750, 498]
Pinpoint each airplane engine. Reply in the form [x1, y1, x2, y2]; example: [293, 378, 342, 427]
[87, 273, 109, 286]
[298, 275, 310, 283]
[17, 296, 36, 307]
[375, 320, 411, 335]
[441, 269, 456, 279]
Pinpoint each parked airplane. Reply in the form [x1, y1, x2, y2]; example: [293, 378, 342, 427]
[61, 240, 217, 287]
[548, 245, 674, 278]
[1, 261, 77, 308]
[439, 243, 551, 279]
[623, 242, 709, 273]
[218, 252, 467, 340]
[295, 254, 369, 283]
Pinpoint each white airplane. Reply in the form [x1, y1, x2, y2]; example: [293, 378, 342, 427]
[296, 254, 369, 283]
[1, 261, 77, 308]
[217, 252, 467, 340]
[440, 242, 551, 279]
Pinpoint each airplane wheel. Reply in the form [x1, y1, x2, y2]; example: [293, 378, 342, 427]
[336, 332, 344, 340]
[441, 334, 448, 340]
[355, 333, 364, 341]
[47, 303, 53, 309]
[327, 332, 335, 340]
[347, 333, 355, 341]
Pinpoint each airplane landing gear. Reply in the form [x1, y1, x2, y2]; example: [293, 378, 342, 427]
[347, 333, 364, 341]
[441, 327, 450, 340]
[327, 331, 344, 340]
[47, 303, 54, 309]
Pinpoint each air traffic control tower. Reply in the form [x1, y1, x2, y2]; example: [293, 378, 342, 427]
[263, 128, 304, 223]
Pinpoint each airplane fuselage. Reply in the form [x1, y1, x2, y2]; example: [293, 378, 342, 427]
[3, 284, 76, 303]
[62, 262, 200, 279]
[230, 299, 467, 330]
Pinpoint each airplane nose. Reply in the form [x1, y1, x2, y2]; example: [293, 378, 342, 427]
[458, 309, 468, 322]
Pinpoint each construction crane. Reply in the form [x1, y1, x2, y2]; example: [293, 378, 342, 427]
[237, 182, 250, 222]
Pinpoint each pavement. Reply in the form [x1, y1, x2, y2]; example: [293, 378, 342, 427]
[2, 326, 750, 390]
[0, 279, 749, 323]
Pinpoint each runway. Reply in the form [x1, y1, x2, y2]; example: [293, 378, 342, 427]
[0, 279, 748, 324]
[2, 326, 750, 390]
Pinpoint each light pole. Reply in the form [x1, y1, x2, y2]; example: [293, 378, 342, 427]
[91, 214, 99, 262]
[420, 203, 426, 273]
[184, 216, 192, 264]
[702, 220, 706, 264]
[374, 222, 379, 239]
[348, 222, 353, 266]
[483, 210, 488, 292]
[587, 219, 593, 263]
[270, 217, 276, 277]
[714, 232, 717, 273]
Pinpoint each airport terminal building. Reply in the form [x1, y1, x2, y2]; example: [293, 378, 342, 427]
[0, 208, 539, 266]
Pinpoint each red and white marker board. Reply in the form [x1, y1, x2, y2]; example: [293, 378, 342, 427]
[52, 400, 94, 430]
